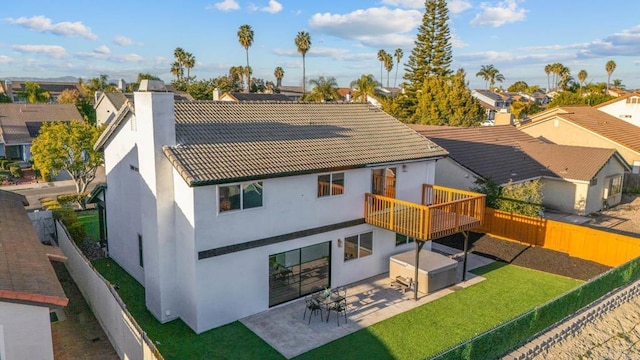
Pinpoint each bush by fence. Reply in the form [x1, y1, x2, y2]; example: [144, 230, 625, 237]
[56, 220, 162, 360]
[432, 256, 640, 359]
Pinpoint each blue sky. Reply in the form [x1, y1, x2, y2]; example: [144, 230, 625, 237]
[2, 0, 639, 90]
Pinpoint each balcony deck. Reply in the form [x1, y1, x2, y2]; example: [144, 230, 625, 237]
[364, 185, 486, 241]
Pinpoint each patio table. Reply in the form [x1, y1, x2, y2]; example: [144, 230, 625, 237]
[312, 293, 346, 322]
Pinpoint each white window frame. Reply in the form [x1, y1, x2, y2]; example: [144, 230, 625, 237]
[344, 231, 373, 262]
[317, 172, 345, 198]
[218, 181, 264, 213]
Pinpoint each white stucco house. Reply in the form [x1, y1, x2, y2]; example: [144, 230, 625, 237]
[0, 190, 68, 360]
[94, 81, 484, 333]
[595, 92, 640, 128]
[410, 125, 629, 215]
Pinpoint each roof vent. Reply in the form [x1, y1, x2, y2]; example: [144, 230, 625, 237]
[138, 79, 167, 92]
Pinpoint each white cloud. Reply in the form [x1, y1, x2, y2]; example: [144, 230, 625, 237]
[12, 44, 68, 58]
[207, 0, 240, 11]
[448, 0, 472, 14]
[0, 55, 11, 64]
[379, 0, 423, 8]
[310, 7, 422, 47]
[5, 15, 97, 40]
[451, 33, 468, 48]
[470, 0, 527, 27]
[76, 47, 143, 63]
[260, 0, 283, 13]
[113, 35, 140, 46]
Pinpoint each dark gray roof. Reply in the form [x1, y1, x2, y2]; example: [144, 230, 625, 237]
[227, 92, 293, 102]
[0, 103, 82, 144]
[410, 125, 622, 184]
[164, 102, 447, 186]
[104, 92, 129, 109]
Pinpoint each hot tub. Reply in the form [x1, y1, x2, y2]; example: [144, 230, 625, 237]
[389, 249, 458, 294]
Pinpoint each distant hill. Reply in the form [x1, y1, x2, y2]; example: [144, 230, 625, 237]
[2, 76, 79, 83]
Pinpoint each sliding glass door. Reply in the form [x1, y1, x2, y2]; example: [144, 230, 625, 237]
[269, 241, 331, 307]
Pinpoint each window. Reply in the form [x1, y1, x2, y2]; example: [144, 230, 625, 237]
[317, 172, 344, 197]
[344, 231, 373, 261]
[609, 175, 622, 196]
[371, 167, 396, 198]
[138, 234, 143, 268]
[395, 233, 415, 246]
[219, 181, 263, 212]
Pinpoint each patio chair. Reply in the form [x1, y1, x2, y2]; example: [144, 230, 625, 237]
[333, 286, 347, 299]
[303, 295, 323, 324]
[330, 298, 348, 326]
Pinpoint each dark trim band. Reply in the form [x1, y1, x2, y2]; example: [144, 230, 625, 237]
[198, 218, 365, 259]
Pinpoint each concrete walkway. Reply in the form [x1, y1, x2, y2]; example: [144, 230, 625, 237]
[242, 245, 494, 359]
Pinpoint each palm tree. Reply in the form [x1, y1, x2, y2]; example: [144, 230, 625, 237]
[170, 61, 183, 81]
[173, 47, 187, 81]
[295, 31, 311, 94]
[605, 60, 617, 91]
[307, 76, 339, 102]
[393, 48, 403, 88]
[544, 64, 551, 92]
[274, 66, 284, 88]
[383, 53, 393, 88]
[577, 70, 588, 92]
[184, 52, 196, 82]
[237, 24, 254, 92]
[377, 49, 386, 84]
[350, 74, 380, 103]
[475, 65, 504, 90]
[229, 66, 245, 91]
[612, 79, 625, 90]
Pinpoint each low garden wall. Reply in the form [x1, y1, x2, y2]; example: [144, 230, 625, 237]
[56, 220, 162, 360]
[431, 256, 640, 359]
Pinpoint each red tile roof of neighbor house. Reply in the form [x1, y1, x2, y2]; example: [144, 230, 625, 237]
[0, 103, 83, 144]
[522, 106, 640, 153]
[410, 125, 623, 184]
[165, 102, 447, 186]
[0, 190, 68, 308]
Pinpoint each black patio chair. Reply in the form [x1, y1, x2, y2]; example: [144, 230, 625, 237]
[303, 295, 323, 324]
[331, 297, 348, 326]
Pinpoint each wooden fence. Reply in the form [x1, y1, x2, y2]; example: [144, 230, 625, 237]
[476, 208, 640, 267]
[624, 172, 640, 193]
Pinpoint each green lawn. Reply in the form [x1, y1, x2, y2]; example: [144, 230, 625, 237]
[92, 258, 283, 360]
[77, 210, 100, 242]
[92, 259, 581, 360]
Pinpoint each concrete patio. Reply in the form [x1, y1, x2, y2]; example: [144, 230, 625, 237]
[241, 243, 495, 358]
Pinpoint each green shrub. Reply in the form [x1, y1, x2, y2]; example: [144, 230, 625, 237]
[2, 161, 13, 170]
[9, 164, 22, 178]
[52, 206, 78, 226]
[67, 222, 87, 246]
[57, 193, 88, 208]
[0, 159, 7, 170]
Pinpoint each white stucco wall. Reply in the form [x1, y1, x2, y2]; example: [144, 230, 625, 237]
[0, 302, 54, 360]
[103, 113, 144, 284]
[95, 98, 118, 126]
[540, 178, 587, 214]
[598, 98, 640, 127]
[434, 157, 479, 191]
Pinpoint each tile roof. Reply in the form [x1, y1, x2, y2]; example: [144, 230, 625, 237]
[0, 103, 83, 144]
[529, 106, 640, 153]
[410, 125, 620, 184]
[0, 190, 68, 308]
[226, 92, 293, 102]
[104, 92, 130, 109]
[165, 102, 447, 186]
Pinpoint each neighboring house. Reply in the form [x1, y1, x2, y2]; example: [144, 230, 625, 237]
[595, 92, 640, 128]
[472, 90, 514, 124]
[520, 106, 640, 174]
[213, 91, 293, 102]
[0, 190, 68, 360]
[410, 125, 628, 215]
[95, 90, 194, 126]
[276, 86, 304, 101]
[606, 88, 628, 98]
[94, 82, 476, 333]
[0, 80, 82, 103]
[0, 103, 83, 162]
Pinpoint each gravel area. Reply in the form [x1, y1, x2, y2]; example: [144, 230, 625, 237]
[532, 296, 640, 359]
[434, 233, 611, 281]
[590, 194, 640, 235]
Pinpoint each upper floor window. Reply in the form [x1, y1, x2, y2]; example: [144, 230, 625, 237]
[318, 172, 344, 197]
[219, 181, 263, 213]
[372, 167, 396, 198]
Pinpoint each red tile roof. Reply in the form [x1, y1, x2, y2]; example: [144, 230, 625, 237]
[0, 190, 68, 308]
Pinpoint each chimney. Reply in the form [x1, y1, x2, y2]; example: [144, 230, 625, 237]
[118, 79, 126, 92]
[494, 109, 514, 126]
[213, 88, 221, 101]
[5, 80, 12, 100]
[346, 91, 352, 102]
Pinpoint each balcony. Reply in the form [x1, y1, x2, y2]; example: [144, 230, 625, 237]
[364, 185, 486, 241]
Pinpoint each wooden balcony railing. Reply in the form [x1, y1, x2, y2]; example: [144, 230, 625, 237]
[364, 185, 486, 241]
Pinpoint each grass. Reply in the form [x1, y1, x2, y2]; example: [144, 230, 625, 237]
[92, 259, 581, 360]
[77, 210, 100, 242]
[295, 263, 582, 360]
[92, 258, 283, 360]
